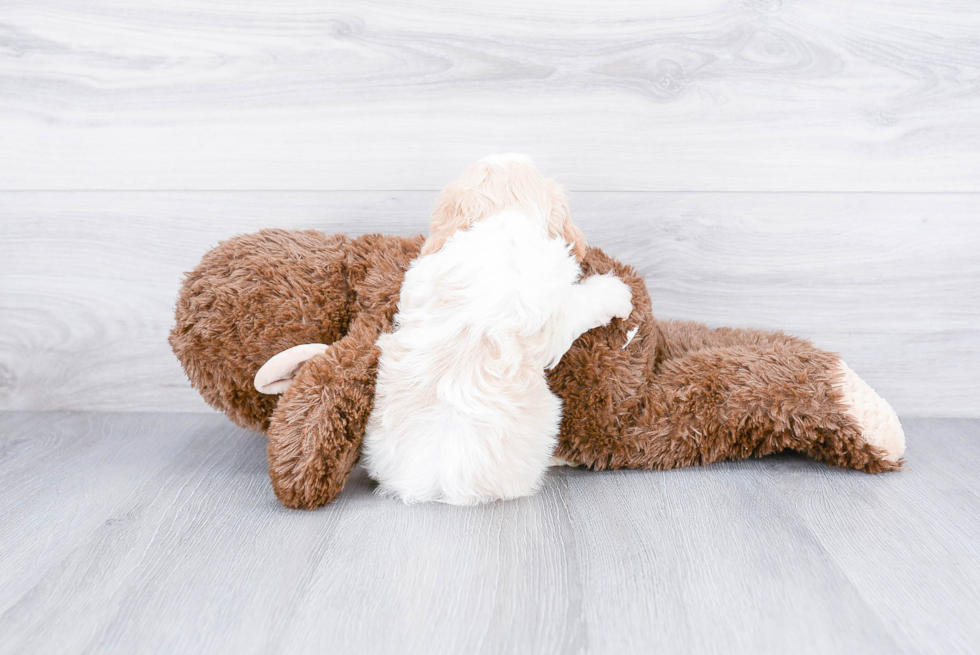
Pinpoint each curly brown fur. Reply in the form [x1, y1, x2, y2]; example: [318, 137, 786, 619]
[552, 320, 901, 474]
[171, 230, 356, 431]
[265, 322, 380, 509]
[171, 230, 901, 509]
[548, 257, 903, 475]
[170, 230, 406, 432]
[266, 235, 424, 508]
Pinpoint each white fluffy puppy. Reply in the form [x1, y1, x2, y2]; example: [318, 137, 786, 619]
[362, 155, 634, 505]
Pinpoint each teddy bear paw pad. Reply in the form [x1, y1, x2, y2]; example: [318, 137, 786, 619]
[834, 360, 906, 462]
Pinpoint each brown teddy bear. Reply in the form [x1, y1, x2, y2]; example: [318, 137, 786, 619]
[170, 228, 904, 510]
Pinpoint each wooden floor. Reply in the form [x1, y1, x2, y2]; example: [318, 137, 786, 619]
[1, 412, 977, 655]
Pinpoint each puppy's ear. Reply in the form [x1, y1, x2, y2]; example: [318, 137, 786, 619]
[254, 343, 329, 394]
[421, 181, 465, 256]
[548, 183, 588, 262]
[422, 180, 493, 256]
[562, 221, 588, 262]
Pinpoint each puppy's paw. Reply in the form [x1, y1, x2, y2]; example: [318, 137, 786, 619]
[583, 273, 633, 322]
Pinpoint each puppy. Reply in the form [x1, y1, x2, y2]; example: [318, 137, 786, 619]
[362, 155, 633, 504]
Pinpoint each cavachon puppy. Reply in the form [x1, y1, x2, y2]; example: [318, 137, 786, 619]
[360, 155, 633, 504]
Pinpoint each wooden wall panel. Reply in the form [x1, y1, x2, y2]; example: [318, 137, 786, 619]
[1, 191, 976, 416]
[1, 1, 979, 191]
[1, 1, 976, 415]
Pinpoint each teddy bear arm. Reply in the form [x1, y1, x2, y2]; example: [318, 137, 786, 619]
[571, 339, 904, 474]
[266, 321, 383, 509]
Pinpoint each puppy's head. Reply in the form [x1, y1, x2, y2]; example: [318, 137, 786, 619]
[422, 154, 587, 261]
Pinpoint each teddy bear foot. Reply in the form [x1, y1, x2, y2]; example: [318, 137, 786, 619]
[834, 360, 906, 463]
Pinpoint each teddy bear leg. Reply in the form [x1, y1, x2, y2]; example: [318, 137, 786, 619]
[596, 340, 904, 473]
[833, 359, 905, 462]
[265, 325, 381, 509]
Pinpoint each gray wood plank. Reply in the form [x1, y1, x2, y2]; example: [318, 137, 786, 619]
[2, 412, 977, 654]
[1, 191, 976, 416]
[0, 191, 430, 415]
[769, 418, 980, 655]
[0, 412, 578, 655]
[0, 413, 228, 619]
[562, 465, 909, 655]
[273, 470, 581, 655]
[1, 1, 979, 191]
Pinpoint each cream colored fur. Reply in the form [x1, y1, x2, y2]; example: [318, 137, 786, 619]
[834, 360, 906, 462]
[254, 343, 329, 394]
[362, 156, 632, 504]
[422, 154, 588, 262]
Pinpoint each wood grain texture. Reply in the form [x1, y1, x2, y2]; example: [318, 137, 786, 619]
[772, 417, 980, 654]
[1, 1, 979, 190]
[2, 3, 976, 651]
[1, 191, 976, 416]
[0, 411, 977, 654]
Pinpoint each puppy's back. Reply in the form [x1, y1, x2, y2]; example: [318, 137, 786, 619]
[364, 211, 582, 504]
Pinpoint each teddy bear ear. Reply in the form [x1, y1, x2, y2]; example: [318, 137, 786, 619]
[254, 343, 330, 394]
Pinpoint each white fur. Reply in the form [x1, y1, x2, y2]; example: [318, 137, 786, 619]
[362, 211, 632, 505]
[622, 326, 639, 349]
